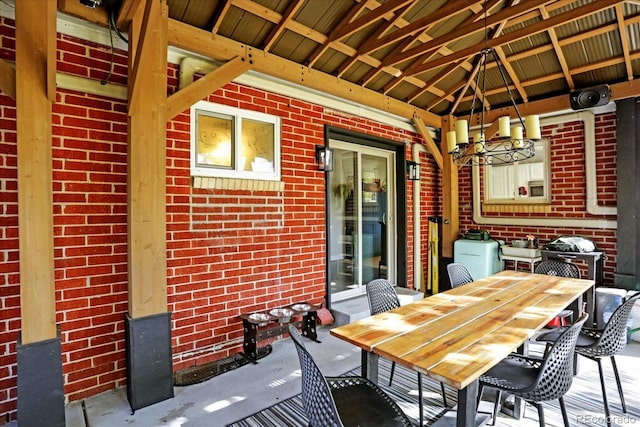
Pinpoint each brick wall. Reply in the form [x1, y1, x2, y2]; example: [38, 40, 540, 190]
[0, 17, 435, 420]
[459, 113, 617, 283]
[0, 12, 619, 423]
[0, 91, 18, 422]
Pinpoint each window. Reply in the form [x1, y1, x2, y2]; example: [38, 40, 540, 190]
[484, 139, 550, 204]
[190, 101, 281, 181]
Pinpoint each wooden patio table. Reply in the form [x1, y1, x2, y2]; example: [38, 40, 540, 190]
[330, 270, 595, 427]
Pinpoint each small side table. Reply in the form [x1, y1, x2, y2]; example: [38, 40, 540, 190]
[501, 254, 542, 273]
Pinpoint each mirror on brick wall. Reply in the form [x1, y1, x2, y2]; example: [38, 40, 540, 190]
[483, 139, 551, 204]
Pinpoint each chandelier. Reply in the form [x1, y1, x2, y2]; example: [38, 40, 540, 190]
[446, 4, 542, 166]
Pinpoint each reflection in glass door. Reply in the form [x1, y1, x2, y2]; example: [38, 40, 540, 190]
[328, 141, 395, 301]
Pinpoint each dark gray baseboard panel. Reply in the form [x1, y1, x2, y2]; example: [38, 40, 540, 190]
[17, 334, 65, 427]
[125, 312, 174, 412]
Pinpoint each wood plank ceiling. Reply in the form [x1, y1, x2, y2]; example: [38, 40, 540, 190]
[154, 0, 640, 119]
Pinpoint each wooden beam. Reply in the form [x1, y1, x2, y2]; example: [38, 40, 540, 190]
[440, 116, 458, 259]
[127, 0, 168, 318]
[263, 0, 304, 52]
[413, 114, 443, 170]
[539, 6, 574, 90]
[116, 0, 143, 29]
[337, 2, 414, 79]
[306, 0, 368, 67]
[409, 0, 623, 76]
[167, 56, 252, 120]
[46, 0, 56, 101]
[359, 0, 483, 58]
[476, 78, 640, 125]
[380, 1, 500, 105]
[385, 0, 551, 67]
[167, 19, 441, 128]
[15, 0, 56, 344]
[0, 59, 16, 99]
[615, 4, 634, 81]
[211, 1, 233, 36]
[329, 0, 413, 42]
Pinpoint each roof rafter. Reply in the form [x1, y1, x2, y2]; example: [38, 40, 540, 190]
[336, 2, 414, 79]
[306, 0, 372, 67]
[210, 1, 233, 36]
[383, 0, 553, 68]
[539, 5, 574, 89]
[358, 0, 484, 58]
[166, 19, 442, 127]
[406, 0, 624, 78]
[262, 0, 304, 52]
[448, 1, 510, 115]
[380, 0, 500, 101]
[615, 4, 634, 81]
[329, 0, 415, 42]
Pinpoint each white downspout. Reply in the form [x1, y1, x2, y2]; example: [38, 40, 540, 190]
[412, 143, 429, 292]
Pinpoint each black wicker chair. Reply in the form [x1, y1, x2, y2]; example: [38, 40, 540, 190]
[534, 260, 581, 326]
[365, 279, 448, 426]
[479, 312, 589, 427]
[288, 324, 412, 427]
[537, 292, 640, 427]
[446, 263, 474, 288]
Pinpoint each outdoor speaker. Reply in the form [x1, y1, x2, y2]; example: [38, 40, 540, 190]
[570, 85, 610, 110]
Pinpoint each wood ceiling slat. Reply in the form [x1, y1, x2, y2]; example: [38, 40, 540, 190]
[60, 0, 640, 120]
[329, 0, 414, 42]
[447, 2, 508, 114]
[383, 0, 552, 68]
[336, 2, 415, 79]
[540, 5, 574, 89]
[360, 0, 489, 95]
[407, 61, 463, 104]
[263, 0, 305, 51]
[306, 0, 370, 67]
[211, 1, 233, 36]
[358, 0, 484, 58]
[407, 0, 624, 78]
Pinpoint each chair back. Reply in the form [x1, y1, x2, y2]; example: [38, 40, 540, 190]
[525, 312, 588, 402]
[366, 279, 400, 315]
[288, 324, 344, 427]
[534, 260, 580, 278]
[447, 263, 474, 288]
[584, 292, 640, 357]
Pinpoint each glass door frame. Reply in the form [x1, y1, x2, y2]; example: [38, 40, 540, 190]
[328, 142, 395, 301]
[323, 126, 410, 308]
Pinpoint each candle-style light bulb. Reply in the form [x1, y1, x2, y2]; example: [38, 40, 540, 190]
[455, 119, 469, 144]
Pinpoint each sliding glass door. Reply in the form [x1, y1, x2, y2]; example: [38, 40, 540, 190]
[328, 141, 396, 302]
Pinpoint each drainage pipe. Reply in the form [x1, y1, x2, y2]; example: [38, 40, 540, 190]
[412, 143, 429, 292]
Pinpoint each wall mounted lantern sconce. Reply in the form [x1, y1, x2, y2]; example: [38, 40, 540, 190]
[315, 145, 333, 172]
[407, 160, 420, 181]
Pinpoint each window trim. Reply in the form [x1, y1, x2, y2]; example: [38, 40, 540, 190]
[190, 100, 281, 181]
[482, 138, 551, 205]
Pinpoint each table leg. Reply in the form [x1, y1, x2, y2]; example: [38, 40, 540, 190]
[360, 349, 379, 384]
[457, 380, 478, 427]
